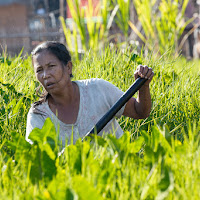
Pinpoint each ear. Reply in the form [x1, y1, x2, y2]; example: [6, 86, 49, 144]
[66, 61, 72, 75]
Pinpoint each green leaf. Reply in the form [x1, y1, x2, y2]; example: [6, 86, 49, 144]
[65, 188, 76, 200]
[12, 97, 24, 115]
[130, 53, 138, 62]
[141, 130, 150, 144]
[29, 118, 57, 145]
[151, 126, 161, 152]
[72, 175, 103, 200]
[41, 150, 57, 182]
[96, 135, 107, 147]
[43, 143, 56, 160]
[130, 136, 144, 153]
[107, 134, 121, 154]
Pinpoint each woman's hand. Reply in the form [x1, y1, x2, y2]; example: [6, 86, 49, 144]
[123, 65, 154, 119]
[134, 65, 154, 85]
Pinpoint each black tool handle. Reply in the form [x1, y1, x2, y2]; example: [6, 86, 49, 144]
[84, 77, 147, 138]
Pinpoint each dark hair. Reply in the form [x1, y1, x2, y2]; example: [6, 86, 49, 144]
[31, 41, 71, 67]
[31, 41, 72, 108]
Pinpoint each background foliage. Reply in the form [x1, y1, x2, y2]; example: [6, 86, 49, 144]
[60, 0, 192, 58]
[0, 46, 200, 199]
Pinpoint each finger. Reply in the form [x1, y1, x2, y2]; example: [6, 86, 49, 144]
[137, 65, 144, 77]
[134, 70, 139, 79]
[149, 72, 154, 80]
[145, 68, 153, 79]
[148, 71, 154, 80]
[142, 65, 149, 78]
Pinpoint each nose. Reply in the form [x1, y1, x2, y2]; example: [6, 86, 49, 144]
[42, 70, 50, 79]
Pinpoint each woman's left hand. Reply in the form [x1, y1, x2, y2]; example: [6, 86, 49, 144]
[134, 65, 154, 85]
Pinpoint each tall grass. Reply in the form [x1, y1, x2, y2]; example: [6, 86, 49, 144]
[112, 0, 130, 40]
[61, 0, 191, 57]
[129, 0, 191, 55]
[60, 0, 110, 56]
[0, 47, 199, 199]
[73, 47, 199, 135]
[61, 0, 131, 55]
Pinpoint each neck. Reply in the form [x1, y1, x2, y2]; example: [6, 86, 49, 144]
[49, 81, 78, 106]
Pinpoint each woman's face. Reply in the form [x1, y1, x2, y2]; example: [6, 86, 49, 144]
[33, 50, 72, 94]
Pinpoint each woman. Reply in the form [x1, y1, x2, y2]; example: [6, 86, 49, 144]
[26, 41, 154, 145]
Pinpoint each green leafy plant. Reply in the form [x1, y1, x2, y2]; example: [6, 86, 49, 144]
[129, 0, 191, 55]
[60, 0, 110, 57]
[112, 0, 130, 40]
[0, 46, 199, 199]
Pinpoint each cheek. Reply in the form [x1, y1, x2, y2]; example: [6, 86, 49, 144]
[35, 73, 40, 80]
[54, 67, 65, 78]
[35, 73, 43, 84]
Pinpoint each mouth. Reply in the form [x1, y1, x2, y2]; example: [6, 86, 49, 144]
[46, 82, 55, 88]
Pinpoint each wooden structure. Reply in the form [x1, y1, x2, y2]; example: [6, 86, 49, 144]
[0, 0, 66, 56]
[0, 1, 30, 56]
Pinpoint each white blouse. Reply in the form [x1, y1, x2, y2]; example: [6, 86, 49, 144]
[26, 78, 126, 145]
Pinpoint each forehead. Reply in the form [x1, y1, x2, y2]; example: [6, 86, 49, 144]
[32, 50, 59, 66]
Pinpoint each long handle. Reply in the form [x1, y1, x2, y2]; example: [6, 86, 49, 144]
[84, 77, 147, 138]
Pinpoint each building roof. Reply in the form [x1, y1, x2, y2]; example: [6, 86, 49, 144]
[0, 0, 28, 5]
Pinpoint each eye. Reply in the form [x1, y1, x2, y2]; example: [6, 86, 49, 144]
[36, 68, 43, 73]
[49, 64, 56, 68]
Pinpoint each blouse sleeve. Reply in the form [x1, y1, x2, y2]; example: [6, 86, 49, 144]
[96, 79, 126, 118]
[26, 108, 45, 144]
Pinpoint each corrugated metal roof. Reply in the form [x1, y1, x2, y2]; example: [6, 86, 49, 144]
[0, 0, 28, 5]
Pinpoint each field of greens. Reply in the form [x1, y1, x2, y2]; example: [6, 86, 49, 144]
[0, 47, 200, 199]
